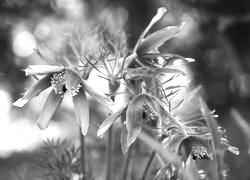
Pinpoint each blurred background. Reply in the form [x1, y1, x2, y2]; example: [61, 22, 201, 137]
[0, 0, 250, 179]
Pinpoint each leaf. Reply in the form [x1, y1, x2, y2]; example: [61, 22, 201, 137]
[97, 104, 127, 137]
[37, 90, 63, 130]
[136, 23, 184, 54]
[13, 74, 52, 107]
[73, 87, 89, 135]
[25, 65, 64, 76]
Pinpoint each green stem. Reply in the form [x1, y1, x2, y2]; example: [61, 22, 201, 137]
[141, 150, 156, 180]
[106, 83, 118, 180]
[80, 129, 86, 180]
[122, 145, 134, 180]
[106, 125, 114, 180]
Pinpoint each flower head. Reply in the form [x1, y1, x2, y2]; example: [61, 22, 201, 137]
[13, 65, 114, 135]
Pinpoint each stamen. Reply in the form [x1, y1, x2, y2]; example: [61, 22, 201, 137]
[68, 84, 82, 97]
[51, 71, 66, 96]
[142, 102, 159, 127]
[191, 144, 209, 160]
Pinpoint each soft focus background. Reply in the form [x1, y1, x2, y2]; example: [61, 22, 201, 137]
[0, 0, 250, 179]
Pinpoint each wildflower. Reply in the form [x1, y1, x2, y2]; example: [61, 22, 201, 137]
[13, 65, 114, 135]
[97, 92, 163, 152]
[159, 91, 239, 165]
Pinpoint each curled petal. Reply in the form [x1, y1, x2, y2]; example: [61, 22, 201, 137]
[73, 87, 89, 136]
[97, 104, 127, 138]
[65, 68, 82, 97]
[82, 79, 114, 111]
[37, 90, 63, 130]
[126, 94, 155, 146]
[13, 75, 51, 107]
[178, 136, 212, 162]
[162, 54, 195, 67]
[137, 23, 184, 54]
[134, 7, 167, 51]
[121, 124, 129, 153]
[25, 65, 64, 76]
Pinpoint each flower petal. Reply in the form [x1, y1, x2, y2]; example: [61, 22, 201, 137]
[161, 54, 195, 67]
[65, 68, 82, 97]
[126, 93, 164, 146]
[13, 75, 52, 107]
[97, 104, 127, 138]
[81, 79, 114, 111]
[126, 94, 146, 146]
[73, 87, 89, 136]
[37, 90, 63, 130]
[137, 23, 184, 54]
[121, 124, 129, 153]
[25, 65, 64, 76]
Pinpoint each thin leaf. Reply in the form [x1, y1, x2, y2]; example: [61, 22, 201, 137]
[73, 87, 89, 135]
[97, 104, 127, 137]
[13, 74, 52, 107]
[37, 90, 63, 130]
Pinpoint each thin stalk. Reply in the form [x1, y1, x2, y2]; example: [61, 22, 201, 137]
[122, 145, 134, 180]
[141, 150, 156, 180]
[80, 128, 86, 180]
[106, 83, 118, 180]
[106, 125, 114, 180]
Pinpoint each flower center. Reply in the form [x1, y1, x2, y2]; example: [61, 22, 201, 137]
[142, 102, 159, 128]
[51, 71, 66, 95]
[191, 144, 209, 160]
[51, 70, 82, 98]
[65, 69, 82, 98]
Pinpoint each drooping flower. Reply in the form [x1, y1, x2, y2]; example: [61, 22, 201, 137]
[97, 92, 163, 153]
[13, 65, 114, 135]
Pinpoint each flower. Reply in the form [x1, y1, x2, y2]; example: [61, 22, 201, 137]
[97, 92, 163, 153]
[13, 65, 114, 135]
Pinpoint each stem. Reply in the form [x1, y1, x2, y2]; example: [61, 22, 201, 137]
[124, 53, 137, 69]
[80, 129, 86, 180]
[141, 150, 156, 180]
[106, 83, 118, 180]
[106, 125, 114, 180]
[122, 145, 133, 180]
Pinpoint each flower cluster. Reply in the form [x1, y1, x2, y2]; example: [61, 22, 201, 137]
[13, 6, 239, 180]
